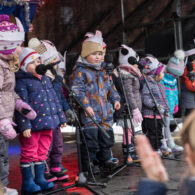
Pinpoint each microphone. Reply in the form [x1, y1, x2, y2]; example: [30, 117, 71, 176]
[128, 57, 148, 70]
[104, 54, 115, 74]
[35, 61, 61, 75]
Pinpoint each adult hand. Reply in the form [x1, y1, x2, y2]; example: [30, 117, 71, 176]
[114, 101, 121, 110]
[23, 129, 31, 138]
[135, 135, 169, 182]
[185, 144, 195, 176]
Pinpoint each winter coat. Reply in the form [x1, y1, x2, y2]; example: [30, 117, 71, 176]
[138, 177, 195, 195]
[51, 76, 70, 111]
[180, 83, 195, 109]
[15, 70, 66, 133]
[70, 62, 120, 127]
[180, 67, 195, 109]
[0, 55, 20, 120]
[141, 76, 170, 117]
[113, 69, 142, 120]
[161, 71, 178, 116]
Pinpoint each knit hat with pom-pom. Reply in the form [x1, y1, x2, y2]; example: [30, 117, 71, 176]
[0, 15, 24, 55]
[167, 50, 185, 76]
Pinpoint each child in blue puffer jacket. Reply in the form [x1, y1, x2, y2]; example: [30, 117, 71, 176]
[70, 31, 121, 173]
[15, 48, 66, 194]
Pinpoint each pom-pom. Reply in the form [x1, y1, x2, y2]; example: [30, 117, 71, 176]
[174, 49, 185, 60]
[28, 38, 41, 49]
[0, 15, 9, 23]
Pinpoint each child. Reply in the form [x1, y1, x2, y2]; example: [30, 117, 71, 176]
[0, 15, 37, 195]
[161, 50, 185, 153]
[112, 44, 142, 163]
[140, 56, 169, 155]
[83, 30, 119, 166]
[70, 32, 121, 173]
[15, 48, 67, 194]
[28, 37, 74, 181]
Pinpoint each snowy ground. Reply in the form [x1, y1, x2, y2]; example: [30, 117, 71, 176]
[61, 118, 183, 142]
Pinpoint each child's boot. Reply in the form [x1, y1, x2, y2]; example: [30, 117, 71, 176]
[50, 167, 69, 181]
[167, 137, 183, 153]
[20, 163, 41, 194]
[122, 144, 133, 164]
[160, 138, 172, 156]
[34, 161, 54, 191]
[129, 143, 140, 163]
[44, 171, 57, 182]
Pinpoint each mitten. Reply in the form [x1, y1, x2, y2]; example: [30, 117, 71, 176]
[0, 119, 17, 140]
[15, 99, 37, 120]
[65, 109, 75, 122]
[132, 108, 143, 124]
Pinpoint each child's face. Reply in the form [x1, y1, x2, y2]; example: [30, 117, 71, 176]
[86, 51, 103, 65]
[26, 58, 41, 74]
[155, 71, 164, 82]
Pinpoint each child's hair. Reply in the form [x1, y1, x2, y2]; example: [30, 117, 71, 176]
[181, 110, 195, 150]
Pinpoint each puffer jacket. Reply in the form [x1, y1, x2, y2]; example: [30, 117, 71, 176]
[141, 76, 170, 117]
[70, 62, 120, 126]
[113, 69, 142, 120]
[15, 70, 66, 133]
[0, 55, 20, 120]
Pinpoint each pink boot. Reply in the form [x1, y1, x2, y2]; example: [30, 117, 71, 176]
[0, 119, 16, 139]
[15, 99, 37, 120]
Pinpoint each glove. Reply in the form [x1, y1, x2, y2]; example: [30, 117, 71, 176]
[132, 108, 143, 124]
[15, 99, 37, 120]
[0, 118, 17, 140]
[65, 109, 76, 123]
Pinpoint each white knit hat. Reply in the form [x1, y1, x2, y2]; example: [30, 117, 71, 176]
[19, 48, 40, 72]
[119, 44, 139, 65]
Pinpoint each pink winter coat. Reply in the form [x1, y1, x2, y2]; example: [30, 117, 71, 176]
[0, 55, 20, 120]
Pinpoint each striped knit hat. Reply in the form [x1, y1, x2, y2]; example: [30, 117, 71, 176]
[19, 48, 40, 72]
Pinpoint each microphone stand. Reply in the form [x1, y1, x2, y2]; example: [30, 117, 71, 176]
[44, 68, 108, 195]
[107, 66, 141, 180]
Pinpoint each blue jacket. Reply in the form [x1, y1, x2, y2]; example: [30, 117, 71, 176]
[15, 70, 66, 133]
[70, 62, 120, 127]
[51, 76, 70, 112]
[138, 178, 195, 195]
[161, 72, 178, 116]
[141, 76, 170, 117]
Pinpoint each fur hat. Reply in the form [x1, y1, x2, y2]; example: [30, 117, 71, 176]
[140, 55, 163, 76]
[119, 44, 139, 66]
[166, 50, 185, 76]
[19, 48, 40, 72]
[0, 15, 24, 55]
[81, 30, 103, 58]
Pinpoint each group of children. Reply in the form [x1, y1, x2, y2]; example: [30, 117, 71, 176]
[0, 13, 195, 195]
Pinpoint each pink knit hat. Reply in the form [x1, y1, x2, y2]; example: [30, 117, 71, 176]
[0, 15, 24, 55]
